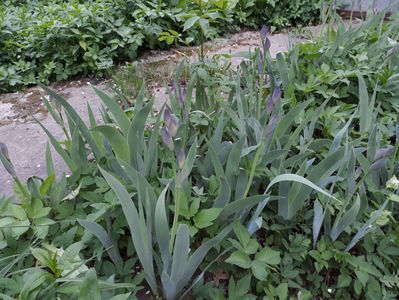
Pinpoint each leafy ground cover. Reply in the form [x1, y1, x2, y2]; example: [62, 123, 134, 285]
[0, 0, 323, 92]
[1, 6, 399, 300]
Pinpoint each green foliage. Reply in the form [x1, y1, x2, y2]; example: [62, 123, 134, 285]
[0, 7, 399, 300]
[0, 0, 324, 92]
[250, 0, 324, 31]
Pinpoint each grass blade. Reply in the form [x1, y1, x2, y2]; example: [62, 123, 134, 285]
[99, 167, 156, 293]
[93, 87, 130, 137]
[155, 186, 171, 270]
[77, 219, 122, 266]
[176, 138, 197, 187]
[35, 118, 76, 172]
[358, 73, 369, 133]
[312, 199, 323, 248]
[92, 125, 129, 162]
[39, 84, 102, 161]
[225, 137, 245, 189]
[45, 142, 55, 177]
[330, 195, 361, 241]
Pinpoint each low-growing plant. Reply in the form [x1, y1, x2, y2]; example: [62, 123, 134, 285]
[0, 8, 398, 299]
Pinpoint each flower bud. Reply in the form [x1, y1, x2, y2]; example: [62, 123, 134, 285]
[177, 93, 184, 108]
[177, 150, 186, 169]
[396, 123, 399, 142]
[0, 142, 16, 178]
[260, 25, 267, 43]
[271, 86, 281, 104]
[258, 51, 264, 75]
[163, 109, 178, 137]
[0, 142, 10, 161]
[355, 166, 363, 179]
[163, 108, 172, 128]
[263, 37, 271, 53]
[172, 81, 178, 99]
[370, 158, 385, 171]
[374, 146, 394, 161]
[266, 97, 273, 114]
[263, 113, 278, 138]
[162, 128, 174, 151]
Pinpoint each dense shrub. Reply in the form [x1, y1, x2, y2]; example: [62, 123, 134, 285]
[0, 0, 323, 92]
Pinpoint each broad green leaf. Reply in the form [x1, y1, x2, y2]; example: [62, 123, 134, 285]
[355, 270, 369, 287]
[39, 174, 55, 198]
[193, 208, 222, 229]
[108, 293, 132, 300]
[251, 260, 268, 281]
[9, 204, 27, 220]
[31, 247, 55, 271]
[79, 40, 87, 51]
[229, 275, 251, 298]
[78, 269, 101, 300]
[20, 270, 53, 300]
[183, 16, 200, 32]
[33, 217, 55, 239]
[255, 246, 281, 265]
[226, 250, 251, 269]
[27, 197, 51, 219]
[338, 272, 352, 287]
[212, 178, 231, 208]
[233, 222, 250, 247]
[275, 283, 288, 300]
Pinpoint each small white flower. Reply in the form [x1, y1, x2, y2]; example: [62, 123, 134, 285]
[386, 175, 399, 189]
